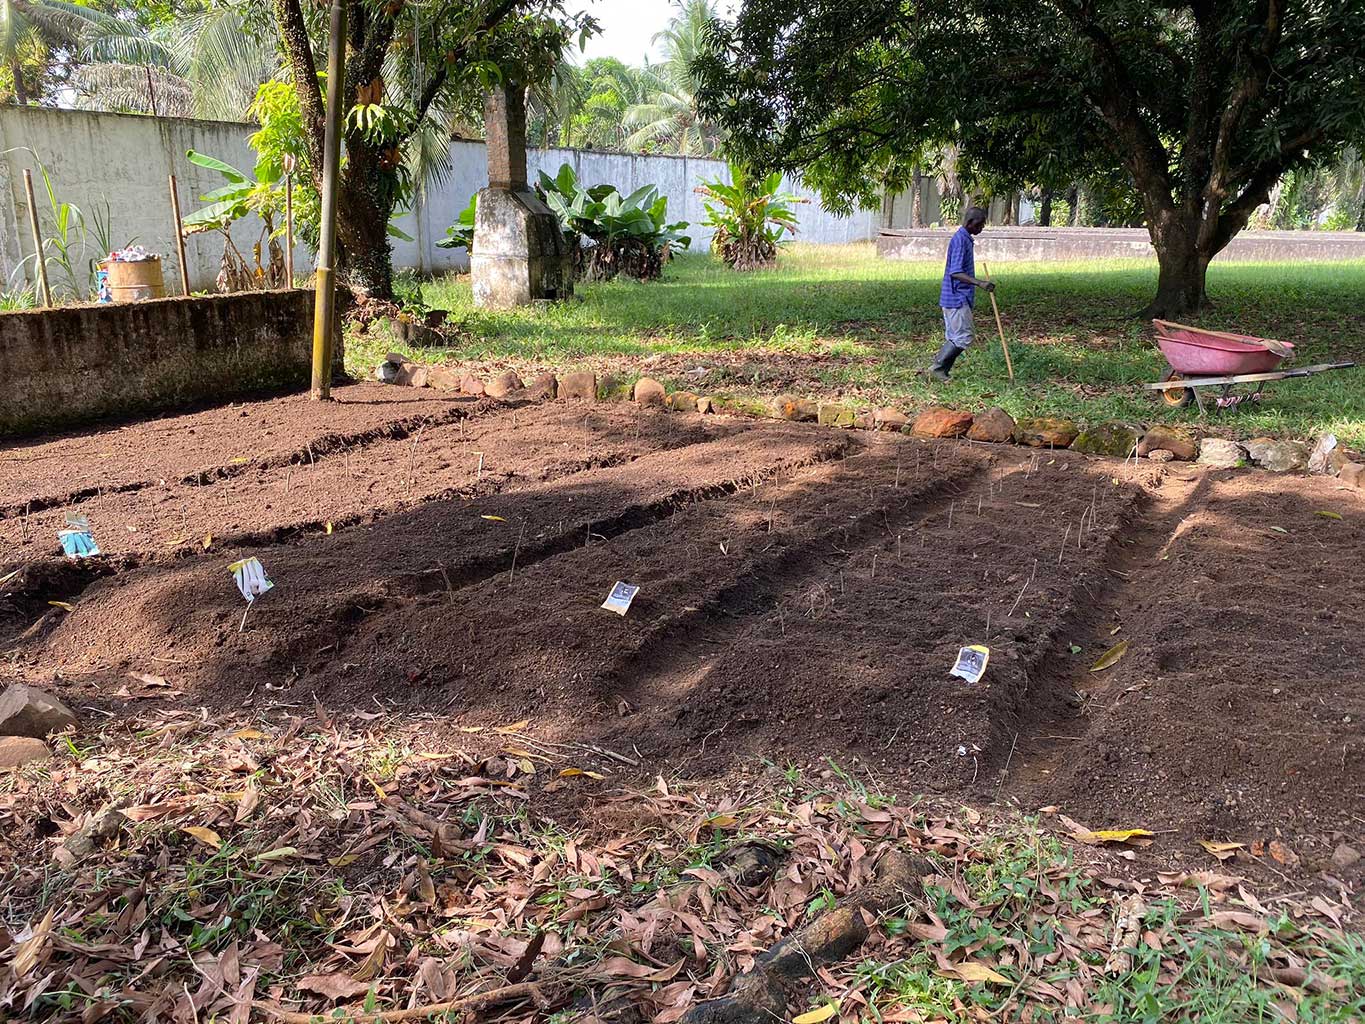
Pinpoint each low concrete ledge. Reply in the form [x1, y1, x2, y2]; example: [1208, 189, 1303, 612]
[877, 226, 1365, 263]
[0, 289, 343, 437]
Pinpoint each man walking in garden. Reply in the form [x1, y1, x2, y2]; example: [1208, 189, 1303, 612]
[930, 206, 995, 381]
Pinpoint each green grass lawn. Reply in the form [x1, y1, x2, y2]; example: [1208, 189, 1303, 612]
[349, 243, 1365, 446]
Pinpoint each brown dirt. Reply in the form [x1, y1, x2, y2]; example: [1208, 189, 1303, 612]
[3, 383, 1363, 877]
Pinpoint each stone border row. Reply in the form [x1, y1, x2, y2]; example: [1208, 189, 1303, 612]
[375, 357, 1364, 489]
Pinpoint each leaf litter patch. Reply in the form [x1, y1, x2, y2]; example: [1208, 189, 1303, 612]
[1, 709, 1358, 1023]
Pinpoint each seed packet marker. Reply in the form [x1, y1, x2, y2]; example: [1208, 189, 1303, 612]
[58, 514, 100, 559]
[600, 581, 640, 616]
[229, 556, 274, 631]
[950, 644, 990, 684]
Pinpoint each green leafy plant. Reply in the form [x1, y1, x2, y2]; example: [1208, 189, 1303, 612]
[182, 149, 288, 292]
[534, 162, 691, 281]
[436, 194, 477, 254]
[696, 163, 805, 270]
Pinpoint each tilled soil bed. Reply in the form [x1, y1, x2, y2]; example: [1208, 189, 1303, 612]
[2, 384, 1362, 875]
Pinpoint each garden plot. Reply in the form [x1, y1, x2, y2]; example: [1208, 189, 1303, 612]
[2, 383, 1364, 857]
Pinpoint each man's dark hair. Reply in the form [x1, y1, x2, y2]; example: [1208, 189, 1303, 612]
[963, 206, 988, 226]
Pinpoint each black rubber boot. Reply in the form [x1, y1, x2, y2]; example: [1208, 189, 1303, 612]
[930, 341, 962, 381]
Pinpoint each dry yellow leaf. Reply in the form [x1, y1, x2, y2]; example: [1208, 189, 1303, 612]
[325, 521, 334, 535]
[946, 962, 1011, 984]
[1197, 839, 1244, 860]
[1090, 640, 1129, 673]
[182, 826, 222, 849]
[48, 600, 75, 611]
[706, 814, 739, 829]
[792, 1004, 838, 1024]
[1072, 828, 1154, 845]
[481, 515, 506, 522]
[1314, 510, 1343, 521]
[256, 846, 299, 862]
[494, 719, 531, 734]
[327, 854, 358, 868]
[202, 533, 213, 550]
[232, 728, 269, 741]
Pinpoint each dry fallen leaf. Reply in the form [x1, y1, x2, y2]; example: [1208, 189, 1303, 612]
[181, 826, 222, 849]
[1314, 510, 1343, 520]
[1071, 828, 1155, 846]
[1198, 840, 1244, 861]
[1090, 640, 1129, 673]
[296, 973, 373, 1002]
[494, 719, 530, 734]
[256, 846, 299, 862]
[792, 1004, 838, 1024]
[1268, 840, 1300, 868]
[481, 515, 507, 522]
[48, 600, 75, 612]
[941, 962, 1012, 985]
[705, 814, 740, 829]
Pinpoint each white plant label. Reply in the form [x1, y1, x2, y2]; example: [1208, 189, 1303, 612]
[58, 529, 100, 559]
[229, 557, 274, 602]
[950, 644, 990, 684]
[600, 581, 640, 616]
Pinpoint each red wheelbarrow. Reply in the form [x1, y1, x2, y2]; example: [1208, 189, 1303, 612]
[1144, 319, 1355, 412]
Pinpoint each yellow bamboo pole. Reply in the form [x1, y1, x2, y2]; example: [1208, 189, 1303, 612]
[981, 259, 1014, 381]
[311, 0, 347, 400]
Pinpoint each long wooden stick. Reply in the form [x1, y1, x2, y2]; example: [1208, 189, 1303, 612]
[22, 169, 51, 307]
[284, 169, 295, 288]
[254, 981, 549, 1024]
[168, 174, 191, 296]
[981, 259, 1013, 381]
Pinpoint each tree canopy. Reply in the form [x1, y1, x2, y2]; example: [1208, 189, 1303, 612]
[694, 0, 1365, 314]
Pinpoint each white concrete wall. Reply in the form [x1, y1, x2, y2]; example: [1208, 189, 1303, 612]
[0, 108, 878, 292]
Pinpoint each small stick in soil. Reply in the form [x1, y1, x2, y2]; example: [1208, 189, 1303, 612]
[996, 730, 1020, 799]
[978, 495, 983, 516]
[583, 414, 590, 461]
[284, 465, 293, 494]
[895, 449, 902, 489]
[870, 554, 878, 579]
[985, 608, 991, 641]
[1007, 559, 1038, 617]
[509, 522, 525, 582]
[439, 563, 455, 604]
[897, 532, 903, 563]
[585, 521, 592, 548]
[839, 570, 845, 594]
[406, 423, 427, 494]
[1059, 525, 1071, 563]
[777, 604, 786, 636]
[238, 600, 253, 633]
[474, 451, 484, 481]
[948, 502, 954, 529]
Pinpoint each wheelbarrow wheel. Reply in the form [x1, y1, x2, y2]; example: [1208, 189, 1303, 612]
[1160, 370, 1195, 408]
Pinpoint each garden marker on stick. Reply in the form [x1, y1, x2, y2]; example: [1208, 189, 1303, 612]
[229, 557, 274, 631]
[980, 260, 1015, 382]
[58, 513, 99, 559]
[950, 645, 990, 684]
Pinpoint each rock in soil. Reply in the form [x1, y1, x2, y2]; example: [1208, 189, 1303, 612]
[0, 735, 52, 768]
[818, 403, 859, 428]
[966, 406, 1015, 443]
[374, 360, 399, 384]
[0, 683, 78, 738]
[1014, 416, 1079, 448]
[425, 366, 462, 392]
[1341, 462, 1365, 489]
[668, 391, 699, 413]
[1332, 843, 1361, 871]
[696, 396, 713, 414]
[1072, 422, 1141, 458]
[1138, 424, 1198, 460]
[527, 373, 558, 400]
[1245, 437, 1310, 473]
[912, 406, 973, 438]
[775, 395, 817, 422]
[633, 377, 666, 407]
[558, 371, 598, 402]
[1307, 433, 1338, 475]
[392, 360, 429, 388]
[486, 370, 525, 400]
[873, 408, 909, 432]
[1146, 449, 1175, 463]
[1198, 438, 1247, 469]
[460, 373, 486, 396]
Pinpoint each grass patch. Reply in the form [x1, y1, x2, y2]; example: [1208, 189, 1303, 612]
[347, 244, 1365, 445]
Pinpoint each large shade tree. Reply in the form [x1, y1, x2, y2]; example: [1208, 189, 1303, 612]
[694, 0, 1365, 315]
[272, 0, 592, 297]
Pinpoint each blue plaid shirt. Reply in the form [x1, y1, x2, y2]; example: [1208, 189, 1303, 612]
[940, 226, 975, 308]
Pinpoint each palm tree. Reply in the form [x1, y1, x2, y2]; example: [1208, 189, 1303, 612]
[1, 0, 110, 103]
[563, 57, 650, 150]
[622, 0, 722, 155]
[72, 1, 276, 120]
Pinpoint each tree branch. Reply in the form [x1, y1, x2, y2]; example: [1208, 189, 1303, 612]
[414, 0, 523, 124]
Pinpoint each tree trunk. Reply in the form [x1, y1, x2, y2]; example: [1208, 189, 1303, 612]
[1066, 185, 1079, 226]
[1145, 220, 1210, 317]
[1356, 191, 1365, 232]
[1001, 194, 1015, 225]
[910, 166, 922, 228]
[11, 63, 27, 104]
[334, 140, 397, 299]
[1039, 189, 1054, 226]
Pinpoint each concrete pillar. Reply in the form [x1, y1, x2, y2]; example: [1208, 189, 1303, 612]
[471, 82, 572, 309]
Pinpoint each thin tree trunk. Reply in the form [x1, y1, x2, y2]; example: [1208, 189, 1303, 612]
[910, 166, 923, 228]
[1001, 194, 1015, 226]
[11, 63, 28, 104]
[1066, 185, 1079, 226]
[1356, 191, 1365, 232]
[1039, 189, 1054, 227]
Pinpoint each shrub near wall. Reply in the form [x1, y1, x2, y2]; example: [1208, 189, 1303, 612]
[0, 290, 342, 437]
